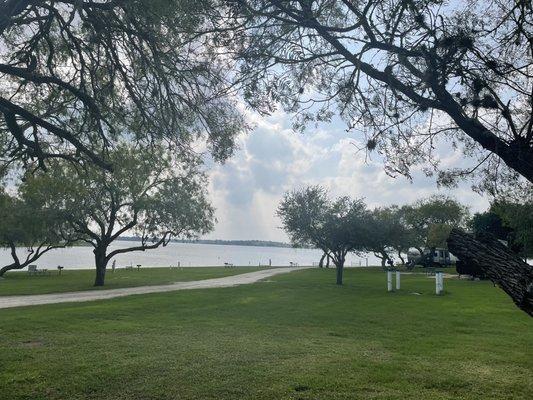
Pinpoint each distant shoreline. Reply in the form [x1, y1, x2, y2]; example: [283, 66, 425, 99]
[116, 237, 309, 249]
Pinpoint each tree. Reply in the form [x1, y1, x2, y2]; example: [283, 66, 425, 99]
[469, 209, 525, 254]
[21, 144, 215, 286]
[0, 188, 75, 276]
[402, 195, 469, 254]
[449, 203, 533, 317]
[470, 211, 512, 242]
[366, 206, 411, 268]
[448, 228, 533, 317]
[207, 0, 533, 190]
[492, 201, 533, 260]
[0, 0, 244, 171]
[277, 186, 369, 285]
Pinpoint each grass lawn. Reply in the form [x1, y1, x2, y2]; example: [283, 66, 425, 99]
[0, 267, 261, 296]
[0, 268, 531, 400]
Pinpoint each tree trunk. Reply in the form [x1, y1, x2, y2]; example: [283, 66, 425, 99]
[447, 228, 533, 317]
[336, 262, 344, 285]
[376, 250, 388, 269]
[326, 254, 330, 268]
[334, 251, 346, 285]
[93, 246, 108, 287]
[397, 249, 405, 265]
[0, 263, 18, 277]
[319, 252, 326, 268]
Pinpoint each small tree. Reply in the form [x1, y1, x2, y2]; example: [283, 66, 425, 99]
[402, 195, 469, 256]
[366, 206, 411, 269]
[277, 186, 369, 285]
[0, 189, 75, 276]
[470, 211, 512, 242]
[492, 201, 533, 261]
[22, 145, 215, 286]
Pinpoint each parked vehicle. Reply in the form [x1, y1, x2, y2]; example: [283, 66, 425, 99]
[407, 248, 457, 268]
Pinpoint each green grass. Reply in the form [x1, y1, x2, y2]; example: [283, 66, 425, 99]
[0, 268, 531, 400]
[0, 267, 260, 296]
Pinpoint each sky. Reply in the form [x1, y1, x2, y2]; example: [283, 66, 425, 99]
[205, 108, 490, 242]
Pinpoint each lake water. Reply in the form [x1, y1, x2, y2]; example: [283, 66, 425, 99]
[0, 241, 381, 270]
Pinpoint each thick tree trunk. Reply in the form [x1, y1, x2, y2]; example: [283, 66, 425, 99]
[447, 228, 533, 317]
[93, 247, 108, 287]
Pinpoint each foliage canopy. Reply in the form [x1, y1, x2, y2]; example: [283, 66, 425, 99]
[204, 0, 533, 193]
[20, 144, 215, 285]
[0, 0, 244, 172]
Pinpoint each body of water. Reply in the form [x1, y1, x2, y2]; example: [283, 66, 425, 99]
[0, 241, 381, 270]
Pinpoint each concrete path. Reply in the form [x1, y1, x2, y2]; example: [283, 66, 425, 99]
[0, 267, 309, 309]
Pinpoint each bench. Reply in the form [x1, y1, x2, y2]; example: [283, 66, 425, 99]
[224, 263, 234, 268]
[28, 265, 50, 276]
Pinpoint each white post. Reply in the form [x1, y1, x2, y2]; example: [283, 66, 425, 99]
[436, 272, 443, 295]
[395, 271, 401, 290]
[387, 271, 393, 292]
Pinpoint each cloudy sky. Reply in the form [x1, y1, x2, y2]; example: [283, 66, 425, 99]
[206, 108, 490, 242]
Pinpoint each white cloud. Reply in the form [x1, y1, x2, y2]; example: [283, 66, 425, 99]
[207, 109, 490, 241]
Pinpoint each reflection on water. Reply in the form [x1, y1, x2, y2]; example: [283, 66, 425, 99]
[0, 241, 380, 270]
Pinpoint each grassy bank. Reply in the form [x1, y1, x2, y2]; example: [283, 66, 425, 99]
[0, 267, 260, 296]
[0, 268, 531, 399]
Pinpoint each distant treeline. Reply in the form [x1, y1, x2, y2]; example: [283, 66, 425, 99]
[117, 237, 296, 248]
